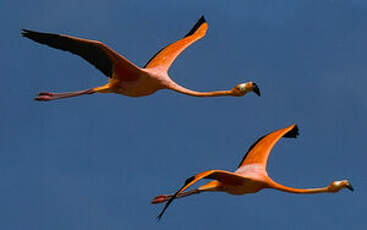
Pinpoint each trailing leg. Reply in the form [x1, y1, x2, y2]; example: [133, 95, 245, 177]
[35, 82, 114, 102]
[151, 189, 200, 204]
[35, 88, 95, 101]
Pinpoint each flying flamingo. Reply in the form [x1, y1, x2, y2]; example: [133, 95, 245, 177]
[152, 124, 353, 219]
[22, 16, 260, 102]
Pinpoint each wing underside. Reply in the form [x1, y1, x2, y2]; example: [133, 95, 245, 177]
[144, 16, 208, 71]
[236, 124, 299, 170]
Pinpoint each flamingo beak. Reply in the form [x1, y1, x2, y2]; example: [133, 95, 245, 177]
[346, 183, 354, 191]
[252, 83, 261, 97]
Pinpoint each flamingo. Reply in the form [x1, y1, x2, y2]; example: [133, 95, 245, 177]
[22, 16, 260, 102]
[152, 124, 353, 220]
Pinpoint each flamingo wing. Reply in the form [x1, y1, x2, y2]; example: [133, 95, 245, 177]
[144, 16, 208, 71]
[157, 170, 245, 220]
[236, 124, 299, 170]
[22, 29, 142, 80]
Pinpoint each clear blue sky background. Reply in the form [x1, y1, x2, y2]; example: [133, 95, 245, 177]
[0, 0, 366, 229]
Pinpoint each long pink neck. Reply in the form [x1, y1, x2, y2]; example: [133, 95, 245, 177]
[268, 179, 329, 194]
[168, 82, 233, 97]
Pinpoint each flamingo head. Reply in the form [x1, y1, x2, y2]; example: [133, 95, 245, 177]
[232, 82, 261, 97]
[328, 180, 354, 193]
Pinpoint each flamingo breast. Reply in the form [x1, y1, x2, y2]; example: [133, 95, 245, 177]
[224, 179, 268, 195]
[110, 70, 171, 97]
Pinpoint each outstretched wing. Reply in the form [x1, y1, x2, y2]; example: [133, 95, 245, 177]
[236, 124, 299, 170]
[157, 170, 244, 220]
[22, 29, 142, 80]
[144, 16, 208, 71]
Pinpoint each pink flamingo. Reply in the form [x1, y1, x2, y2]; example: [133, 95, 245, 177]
[22, 16, 260, 101]
[152, 124, 353, 219]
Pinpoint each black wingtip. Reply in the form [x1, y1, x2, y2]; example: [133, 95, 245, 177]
[200, 15, 206, 22]
[184, 176, 195, 185]
[283, 124, 299, 138]
[155, 175, 196, 220]
[185, 15, 207, 37]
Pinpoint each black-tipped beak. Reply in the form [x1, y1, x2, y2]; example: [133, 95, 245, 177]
[346, 183, 354, 191]
[252, 83, 261, 97]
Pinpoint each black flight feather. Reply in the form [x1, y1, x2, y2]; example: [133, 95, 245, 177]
[22, 29, 113, 77]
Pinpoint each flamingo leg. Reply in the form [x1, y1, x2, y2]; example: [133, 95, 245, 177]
[151, 189, 200, 204]
[35, 88, 95, 101]
[34, 82, 115, 102]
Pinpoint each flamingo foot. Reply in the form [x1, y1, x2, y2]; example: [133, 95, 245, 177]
[151, 194, 171, 204]
[35, 92, 56, 101]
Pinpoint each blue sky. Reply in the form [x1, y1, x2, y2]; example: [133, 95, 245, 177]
[1, 0, 366, 229]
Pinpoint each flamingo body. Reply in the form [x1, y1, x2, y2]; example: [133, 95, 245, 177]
[106, 69, 170, 97]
